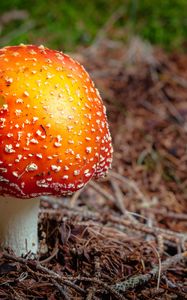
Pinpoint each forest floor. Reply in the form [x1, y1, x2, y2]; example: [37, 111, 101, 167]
[0, 38, 187, 299]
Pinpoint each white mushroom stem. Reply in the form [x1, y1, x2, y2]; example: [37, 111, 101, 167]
[0, 196, 40, 257]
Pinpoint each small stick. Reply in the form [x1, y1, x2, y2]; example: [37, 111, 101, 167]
[109, 171, 150, 206]
[113, 251, 187, 293]
[107, 215, 187, 245]
[70, 189, 83, 207]
[39, 246, 59, 264]
[143, 208, 187, 221]
[51, 278, 70, 300]
[40, 202, 187, 248]
[88, 181, 115, 204]
[45, 203, 186, 247]
[2, 252, 126, 299]
[110, 178, 138, 222]
[2, 253, 86, 296]
[86, 287, 95, 300]
[148, 242, 162, 290]
[68, 277, 127, 300]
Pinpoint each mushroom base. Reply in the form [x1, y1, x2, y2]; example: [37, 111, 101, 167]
[0, 196, 40, 256]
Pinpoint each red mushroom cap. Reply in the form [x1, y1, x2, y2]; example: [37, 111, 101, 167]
[0, 44, 113, 198]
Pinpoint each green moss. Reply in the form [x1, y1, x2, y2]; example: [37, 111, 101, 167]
[0, 0, 187, 51]
[133, 0, 187, 51]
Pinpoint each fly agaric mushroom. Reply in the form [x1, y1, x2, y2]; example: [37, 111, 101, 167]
[0, 44, 112, 256]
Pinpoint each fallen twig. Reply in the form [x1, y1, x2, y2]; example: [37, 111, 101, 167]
[113, 251, 187, 292]
[88, 181, 115, 204]
[143, 208, 187, 221]
[110, 178, 138, 222]
[2, 252, 126, 300]
[2, 253, 86, 296]
[66, 276, 127, 300]
[51, 278, 70, 300]
[109, 171, 150, 206]
[40, 202, 187, 249]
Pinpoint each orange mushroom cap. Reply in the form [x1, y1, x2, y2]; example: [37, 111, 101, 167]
[0, 44, 113, 198]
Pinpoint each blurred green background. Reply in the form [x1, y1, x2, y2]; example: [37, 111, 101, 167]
[0, 0, 187, 51]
